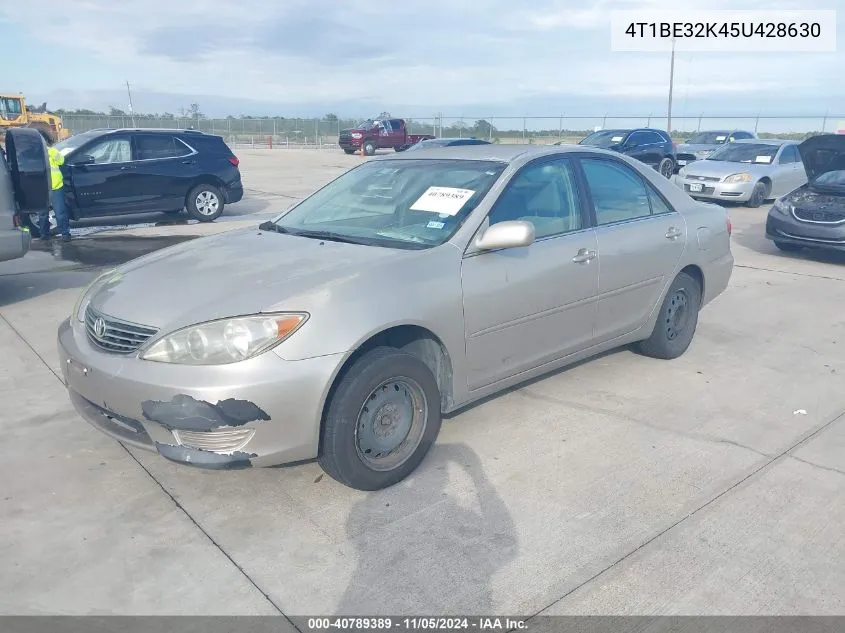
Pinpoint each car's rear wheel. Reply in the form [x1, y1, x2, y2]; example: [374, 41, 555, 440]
[658, 157, 674, 178]
[774, 241, 803, 252]
[363, 140, 377, 156]
[747, 181, 770, 208]
[186, 184, 224, 221]
[636, 271, 702, 360]
[318, 347, 442, 490]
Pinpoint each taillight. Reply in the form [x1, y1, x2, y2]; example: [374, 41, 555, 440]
[727, 218, 732, 236]
[228, 156, 239, 167]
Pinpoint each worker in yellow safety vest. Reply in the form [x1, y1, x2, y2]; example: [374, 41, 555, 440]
[39, 131, 71, 241]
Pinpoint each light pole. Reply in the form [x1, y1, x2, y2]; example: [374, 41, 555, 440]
[667, 37, 676, 134]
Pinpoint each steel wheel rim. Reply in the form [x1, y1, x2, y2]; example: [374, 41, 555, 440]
[661, 161, 672, 178]
[30, 210, 56, 231]
[195, 191, 220, 216]
[665, 289, 689, 341]
[355, 376, 428, 472]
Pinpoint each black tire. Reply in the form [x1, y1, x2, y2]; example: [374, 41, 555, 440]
[746, 181, 769, 208]
[186, 184, 224, 222]
[658, 157, 674, 179]
[362, 139, 377, 156]
[343, 148, 356, 155]
[636, 271, 702, 360]
[318, 347, 443, 491]
[774, 241, 803, 252]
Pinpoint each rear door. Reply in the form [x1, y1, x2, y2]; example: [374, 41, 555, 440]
[67, 133, 139, 216]
[130, 134, 200, 212]
[578, 156, 687, 342]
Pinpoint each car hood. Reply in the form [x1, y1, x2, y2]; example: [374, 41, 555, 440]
[677, 143, 720, 154]
[88, 227, 413, 333]
[680, 159, 773, 178]
[798, 134, 845, 181]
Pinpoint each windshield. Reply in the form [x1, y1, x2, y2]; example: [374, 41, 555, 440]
[267, 159, 506, 249]
[686, 132, 731, 145]
[811, 170, 845, 190]
[355, 119, 376, 129]
[54, 131, 101, 155]
[580, 130, 628, 147]
[0, 97, 23, 120]
[706, 143, 779, 165]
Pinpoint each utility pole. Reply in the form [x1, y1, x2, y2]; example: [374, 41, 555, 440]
[667, 37, 676, 134]
[126, 80, 137, 127]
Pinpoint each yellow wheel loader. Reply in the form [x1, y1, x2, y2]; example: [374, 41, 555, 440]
[0, 93, 70, 144]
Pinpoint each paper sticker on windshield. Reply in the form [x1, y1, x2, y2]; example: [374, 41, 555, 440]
[410, 187, 475, 216]
[426, 220, 446, 229]
[716, 136, 727, 141]
[756, 155, 772, 163]
[611, 136, 624, 142]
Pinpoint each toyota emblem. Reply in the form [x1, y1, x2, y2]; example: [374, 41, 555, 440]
[93, 317, 107, 339]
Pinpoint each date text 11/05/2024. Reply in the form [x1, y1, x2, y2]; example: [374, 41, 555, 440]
[305, 617, 528, 631]
[623, 21, 822, 39]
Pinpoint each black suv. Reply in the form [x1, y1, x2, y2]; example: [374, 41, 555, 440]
[26, 128, 243, 236]
[575, 128, 676, 178]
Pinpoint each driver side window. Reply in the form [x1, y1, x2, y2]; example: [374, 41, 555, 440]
[487, 158, 582, 239]
[85, 137, 132, 164]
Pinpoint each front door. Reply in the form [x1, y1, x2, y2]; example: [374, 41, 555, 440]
[579, 157, 687, 342]
[461, 156, 599, 391]
[68, 134, 140, 217]
[774, 144, 807, 195]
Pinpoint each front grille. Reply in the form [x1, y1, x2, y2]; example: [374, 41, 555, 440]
[173, 428, 255, 453]
[338, 132, 351, 143]
[685, 184, 715, 195]
[792, 208, 845, 224]
[85, 306, 158, 354]
[684, 174, 721, 182]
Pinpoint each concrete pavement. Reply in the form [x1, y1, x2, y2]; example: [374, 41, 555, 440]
[0, 149, 842, 618]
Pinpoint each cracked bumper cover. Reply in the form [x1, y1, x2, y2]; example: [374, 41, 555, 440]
[57, 317, 345, 469]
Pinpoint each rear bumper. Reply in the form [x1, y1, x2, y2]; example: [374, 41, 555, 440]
[0, 227, 31, 262]
[224, 183, 243, 204]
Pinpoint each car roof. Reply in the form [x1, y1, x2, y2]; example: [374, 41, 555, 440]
[82, 128, 214, 136]
[375, 143, 618, 165]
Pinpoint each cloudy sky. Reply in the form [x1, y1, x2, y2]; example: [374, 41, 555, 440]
[1, 0, 842, 124]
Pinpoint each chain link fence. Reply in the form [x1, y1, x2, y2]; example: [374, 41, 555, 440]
[59, 113, 843, 149]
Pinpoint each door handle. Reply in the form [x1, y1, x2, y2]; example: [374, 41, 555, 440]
[572, 248, 597, 264]
[181, 159, 196, 164]
[665, 227, 683, 239]
[119, 165, 136, 170]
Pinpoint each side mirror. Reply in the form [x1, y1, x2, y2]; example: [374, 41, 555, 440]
[72, 154, 95, 166]
[474, 220, 535, 251]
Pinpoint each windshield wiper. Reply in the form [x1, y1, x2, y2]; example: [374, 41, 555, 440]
[258, 221, 289, 233]
[287, 229, 372, 245]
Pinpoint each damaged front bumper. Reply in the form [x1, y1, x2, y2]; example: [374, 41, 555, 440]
[57, 318, 344, 469]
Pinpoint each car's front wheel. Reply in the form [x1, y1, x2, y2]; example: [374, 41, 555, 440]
[746, 181, 770, 208]
[363, 140, 377, 156]
[636, 271, 702, 360]
[658, 157, 675, 179]
[186, 184, 224, 221]
[318, 347, 442, 490]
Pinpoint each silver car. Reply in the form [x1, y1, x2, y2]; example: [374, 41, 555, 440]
[59, 144, 734, 490]
[674, 139, 807, 207]
[674, 129, 757, 171]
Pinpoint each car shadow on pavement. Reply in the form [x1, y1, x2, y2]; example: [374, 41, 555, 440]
[332, 442, 518, 615]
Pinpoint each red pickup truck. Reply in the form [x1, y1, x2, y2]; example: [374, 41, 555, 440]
[338, 118, 435, 155]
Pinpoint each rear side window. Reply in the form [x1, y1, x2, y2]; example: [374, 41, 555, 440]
[581, 158, 652, 225]
[185, 134, 232, 156]
[135, 135, 191, 160]
[645, 131, 668, 145]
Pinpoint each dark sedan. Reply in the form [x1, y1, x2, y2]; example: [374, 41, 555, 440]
[766, 134, 845, 253]
[574, 128, 676, 178]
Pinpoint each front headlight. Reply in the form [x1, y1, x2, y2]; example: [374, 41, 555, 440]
[724, 172, 752, 184]
[351, 132, 362, 139]
[139, 313, 308, 365]
[773, 198, 793, 215]
[73, 269, 117, 323]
